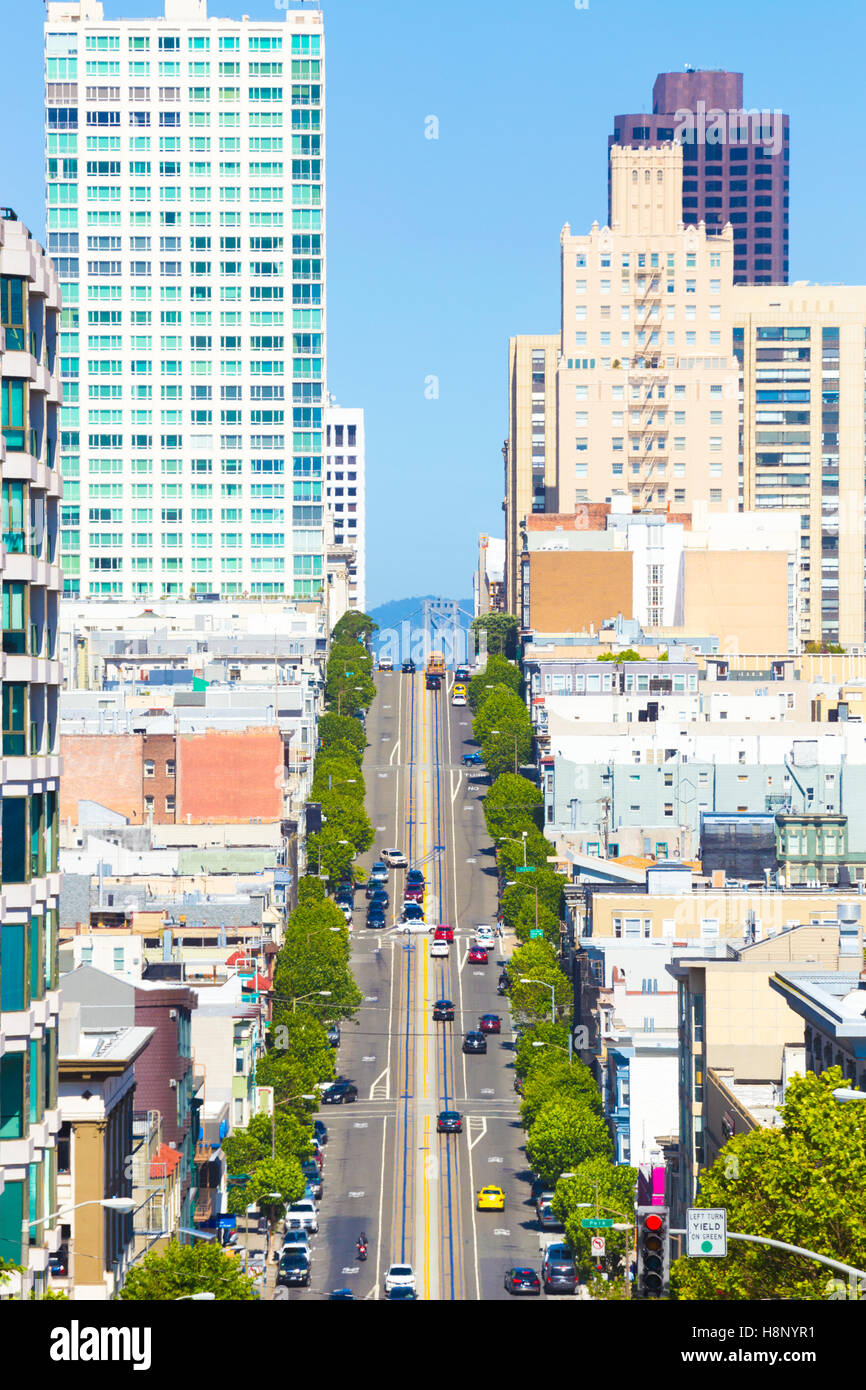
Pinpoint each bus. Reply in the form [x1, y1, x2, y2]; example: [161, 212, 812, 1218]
[452, 682, 467, 706]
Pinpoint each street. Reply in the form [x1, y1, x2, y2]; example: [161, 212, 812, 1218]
[284, 671, 553, 1300]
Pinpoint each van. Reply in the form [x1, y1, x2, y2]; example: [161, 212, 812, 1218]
[542, 1242, 576, 1294]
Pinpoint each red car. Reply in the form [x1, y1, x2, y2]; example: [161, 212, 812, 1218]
[434, 924, 454, 943]
[479, 1014, 501, 1034]
[467, 945, 488, 964]
[404, 884, 424, 903]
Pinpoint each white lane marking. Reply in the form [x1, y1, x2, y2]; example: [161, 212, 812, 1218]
[481, 1088, 494, 1095]
[342, 1266, 359, 1274]
[365, 995, 379, 1002]
[369, 1065, 388, 1100]
[382, 705, 392, 709]
[488, 1156, 503, 1163]
[362, 1055, 376, 1063]
[465, 857, 476, 863]
[389, 738, 401, 766]
[378, 772, 388, 779]
[494, 1228, 511, 1236]
[353, 1122, 368, 1130]
[468, 1115, 487, 1152]
[450, 767, 464, 805]
[376, 825, 387, 831]
[348, 1190, 366, 1197]
[374, 1112, 388, 1302]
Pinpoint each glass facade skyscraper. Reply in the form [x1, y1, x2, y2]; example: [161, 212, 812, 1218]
[44, 0, 325, 601]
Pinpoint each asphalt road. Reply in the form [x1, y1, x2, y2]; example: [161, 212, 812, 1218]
[292, 671, 559, 1302]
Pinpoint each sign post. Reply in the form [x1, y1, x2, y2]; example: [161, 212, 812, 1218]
[686, 1207, 727, 1258]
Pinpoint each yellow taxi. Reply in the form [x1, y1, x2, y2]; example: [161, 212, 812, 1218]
[476, 1185, 506, 1212]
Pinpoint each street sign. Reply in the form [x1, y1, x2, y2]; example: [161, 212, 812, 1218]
[590, 1236, 606, 1257]
[515, 866, 537, 873]
[580, 1217, 614, 1229]
[686, 1207, 727, 1258]
[529, 929, 543, 939]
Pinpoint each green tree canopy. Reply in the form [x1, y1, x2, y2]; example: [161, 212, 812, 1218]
[471, 612, 519, 658]
[472, 686, 527, 745]
[273, 916, 361, 1022]
[514, 1020, 572, 1079]
[268, 1013, 336, 1090]
[253, 1049, 325, 1112]
[526, 1095, 612, 1187]
[332, 611, 377, 644]
[296, 875, 326, 906]
[468, 655, 523, 711]
[306, 828, 356, 885]
[222, 1110, 312, 1175]
[482, 772, 542, 842]
[318, 790, 374, 855]
[513, 897, 560, 946]
[520, 1052, 602, 1129]
[596, 648, 643, 662]
[554, 1158, 638, 1277]
[119, 1239, 258, 1301]
[227, 1156, 307, 1224]
[318, 711, 366, 760]
[671, 1068, 866, 1300]
[500, 870, 565, 930]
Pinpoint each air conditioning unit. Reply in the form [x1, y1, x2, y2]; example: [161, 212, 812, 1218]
[169, 1009, 177, 1020]
[169, 1079, 178, 1089]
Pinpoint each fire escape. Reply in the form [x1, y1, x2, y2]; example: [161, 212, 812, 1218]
[630, 273, 668, 509]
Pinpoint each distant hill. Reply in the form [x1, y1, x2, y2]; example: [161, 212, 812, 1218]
[368, 596, 474, 642]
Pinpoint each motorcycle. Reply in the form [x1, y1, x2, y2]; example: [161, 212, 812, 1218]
[357, 1241, 368, 1262]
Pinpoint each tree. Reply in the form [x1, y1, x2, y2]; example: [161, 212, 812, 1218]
[119, 1239, 258, 1301]
[222, 1111, 312, 1175]
[596, 649, 643, 662]
[318, 791, 374, 855]
[318, 711, 366, 760]
[472, 686, 527, 745]
[514, 1020, 572, 1079]
[468, 655, 522, 711]
[513, 898, 560, 946]
[471, 612, 519, 658]
[520, 1053, 602, 1129]
[332, 611, 377, 644]
[481, 725, 533, 780]
[240, 1156, 307, 1223]
[482, 773, 542, 842]
[268, 1012, 336, 1090]
[671, 1068, 866, 1300]
[554, 1158, 638, 1277]
[306, 828, 356, 885]
[254, 1049, 324, 1112]
[296, 875, 326, 906]
[274, 918, 361, 1022]
[500, 871, 565, 930]
[507, 939, 571, 1026]
[312, 751, 366, 798]
[526, 1096, 612, 1186]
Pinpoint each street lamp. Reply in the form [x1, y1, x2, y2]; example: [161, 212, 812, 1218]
[498, 831, 528, 866]
[22, 1197, 136, 1299]
[519, 976, 557, 1025]
[833, 1087, 866, 1102]
[533, 1036, 573, 1065]
[267, 1092, 318, 1159]
[175, 1292, 216, 1301]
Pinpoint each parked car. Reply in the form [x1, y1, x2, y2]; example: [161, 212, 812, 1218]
[285, 1199, 318, 1233]
[504, 1267, 541, 1296]
[436, 1110, 463, 1134]
[383, 848, 408, 868]
[314, 1119, 328, 1147]
[301, 1160, 323, 1198]
[462, 1030, 487, 1054]
[462, 750, 484, 766]
[432, 998, 455, 1021]
[326, 1023, 341, 1049]
[276, 1251, 311, 1287]
[479, 1013, 501, 1034]
[383, 1264, 416, 1295]
[321, 1080, 358, 1105]
[537, 1199, 563, 1232]
[281, 1229, 311, 1258]
[542, 1242, 577, 1294]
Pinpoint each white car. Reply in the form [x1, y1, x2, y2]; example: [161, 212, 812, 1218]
[377, 657, 393, 672]
[474, 925, 496, 947]
[394, 919, 429, 934]
[382, 848, 408, 868]
[281, 1229, 311, 1258]
[430, 939, 449, 958]
[285, 1199, 318, 1234]
[384, 1263, 416, 1294]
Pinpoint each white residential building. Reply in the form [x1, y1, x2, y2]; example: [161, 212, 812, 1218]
[325, 402, 364, 614]
[44, 0, 326, 601]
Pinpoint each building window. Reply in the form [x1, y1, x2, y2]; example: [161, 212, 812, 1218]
[143, 759, 154, 777]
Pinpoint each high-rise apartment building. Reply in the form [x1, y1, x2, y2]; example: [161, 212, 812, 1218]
[610, 70, 789, 286]
[504, 334, 558, 613]
[735, 284, 866, 648]
[0, 213, 63, 1291]
[44, 0, 325, 601]
[325, 402, 364, 613]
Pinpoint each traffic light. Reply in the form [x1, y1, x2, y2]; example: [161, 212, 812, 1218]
[635, 1205, 670, 1299]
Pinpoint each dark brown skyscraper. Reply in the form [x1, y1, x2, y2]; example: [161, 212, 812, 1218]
[610, 70, 789, 284]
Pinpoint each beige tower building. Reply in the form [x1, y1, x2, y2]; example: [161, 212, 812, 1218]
[734, 285, 866, 648]
[505, 335, 558, 612]
[558, 145, 739, 520]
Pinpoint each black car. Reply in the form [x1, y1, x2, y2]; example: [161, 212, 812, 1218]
[329, 1288, 355, 1300]
[436, 1110, 463, 1134]
[48, 1251, 68, 1278]
[406, 869, 425, 886]
[301, 1159, 323, 1198]
[326, 1023, 341, 1048]
[400, 902, 424, 922]
[504, 1267, 541, 1296]
[367, 915, 386, 931]
[462, 1030, 487, 1055]
[401, 659, 416, 674]
[425, 674, 441, 691]
[276, 1252, 311, 1287]
[368, 887, 389, 908]
[455, 666, 470, 682]
[432, 999, 455, 1022]
[335, 889, 353, 906]
[314, 1119, 328, 1147]
[386, 1286, 417, 1300]
[321, 1080, 358, 1105]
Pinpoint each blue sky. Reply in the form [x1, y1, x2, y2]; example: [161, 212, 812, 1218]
[5, 0, 866, 606]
